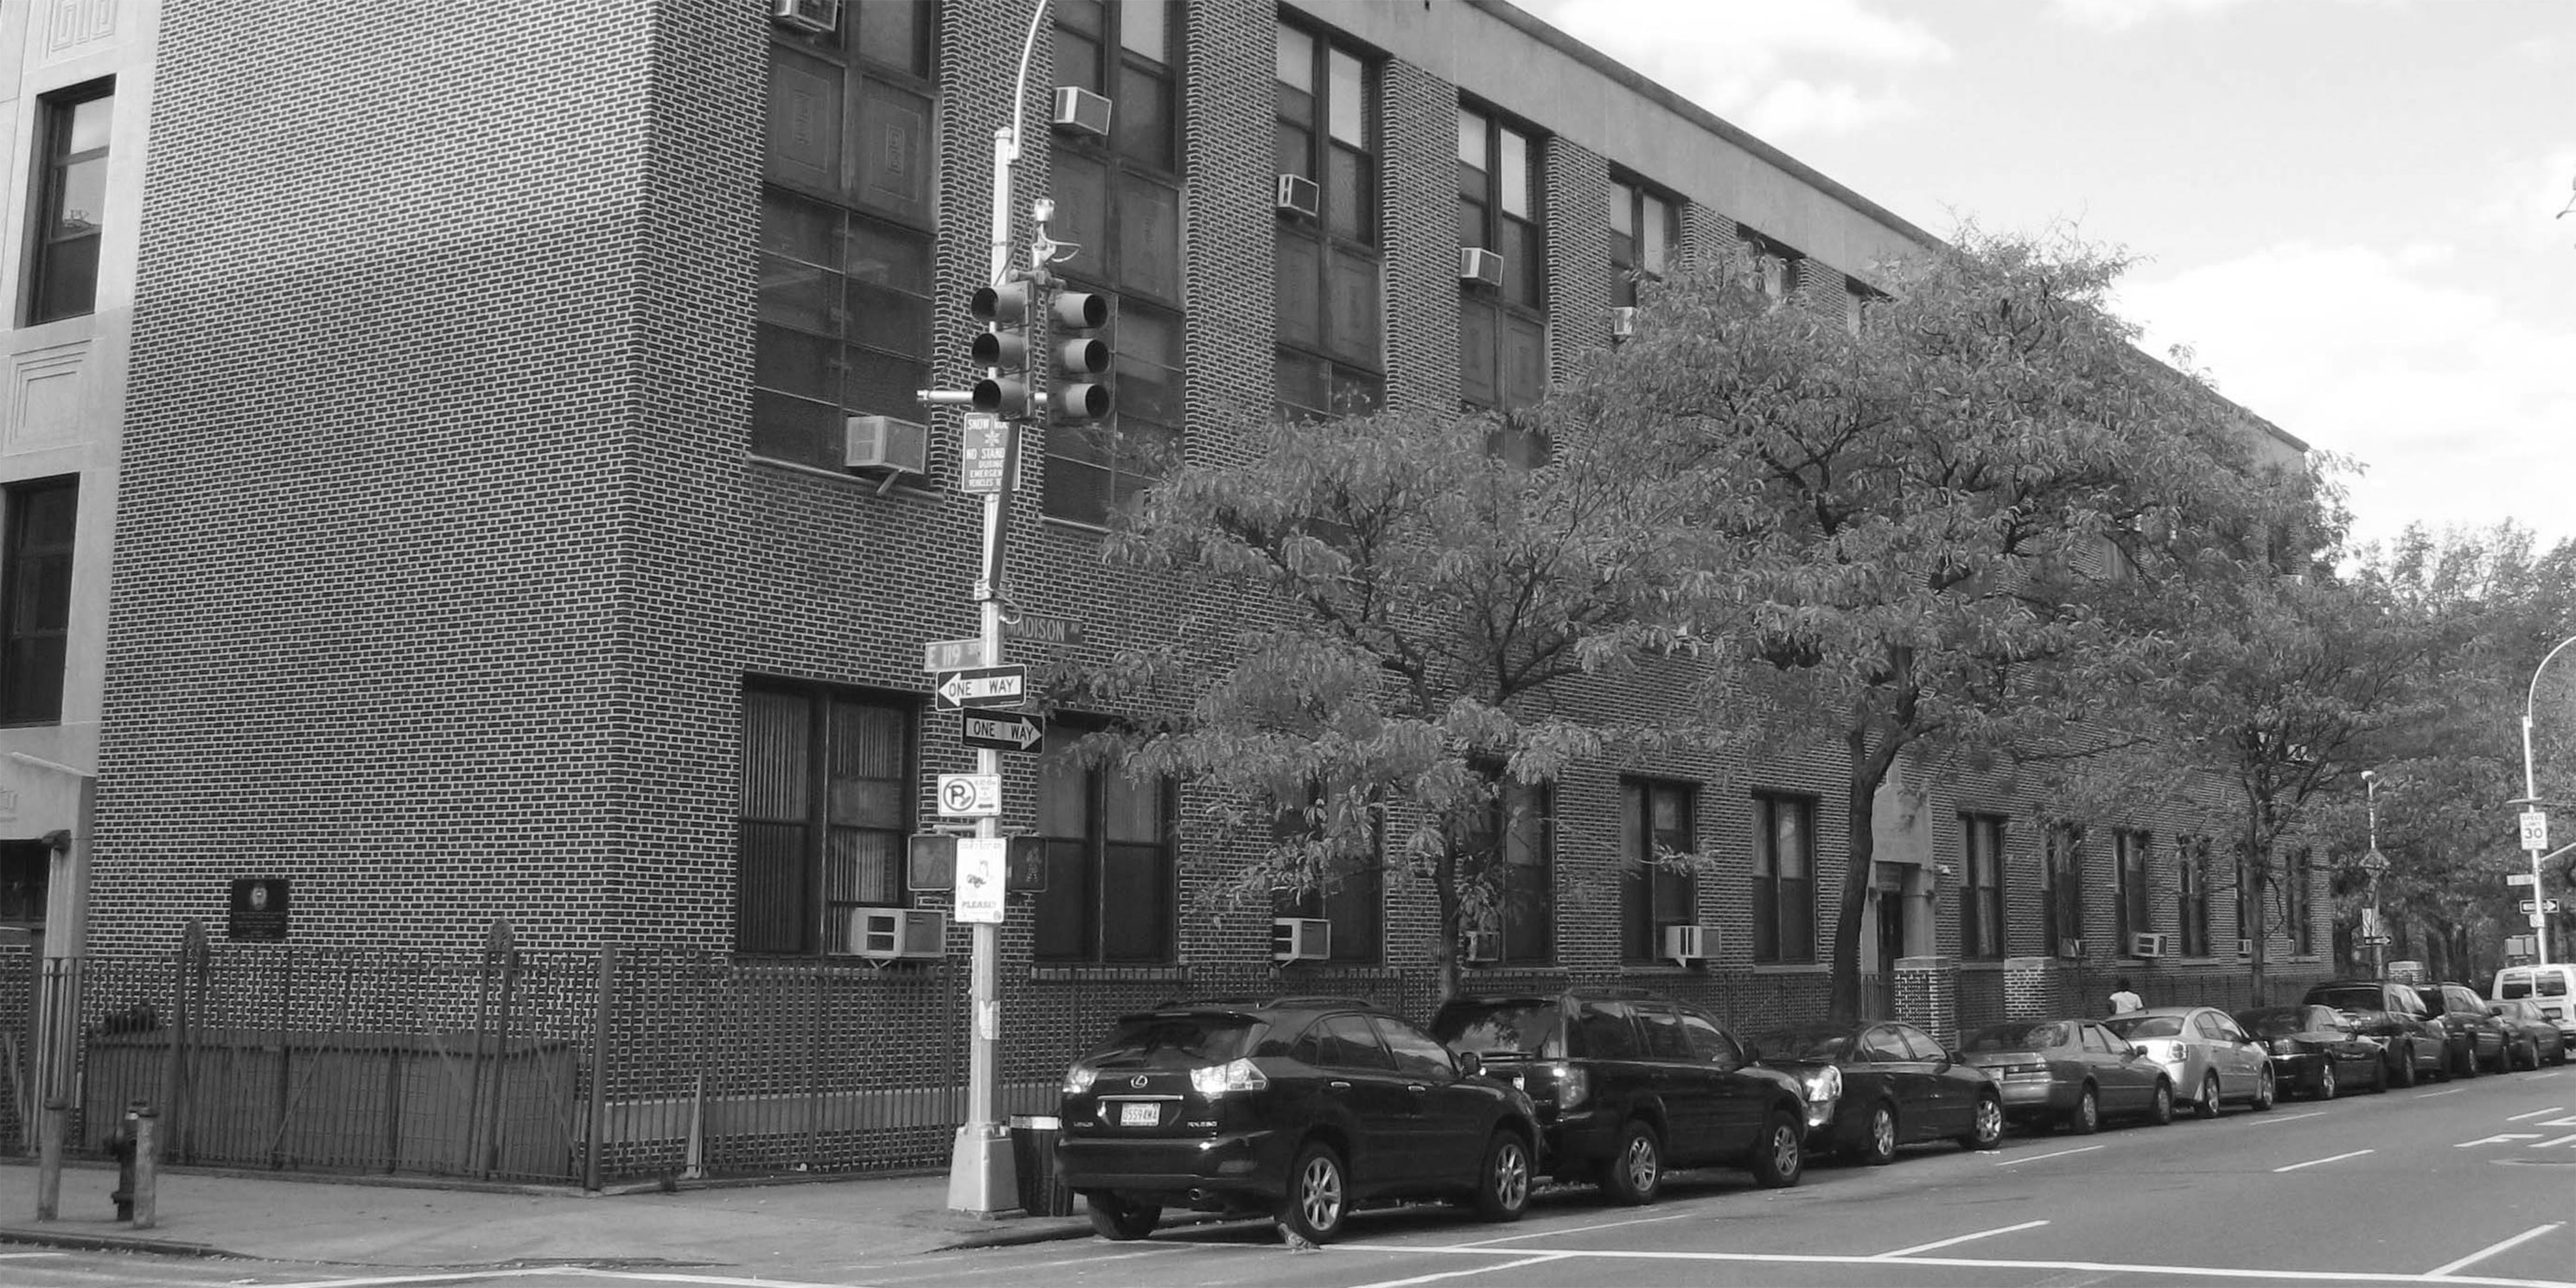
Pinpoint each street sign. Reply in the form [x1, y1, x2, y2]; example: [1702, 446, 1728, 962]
[959, 415, 1013, 494]
[933, 665, 1027, 711]
[960, 709, 1044, 753]
[2521, 899, 2563, 915]
[2508, 872, 2538, 886]
[905, 834, 1046, 890]
[953, 838, 1007, 924]
[1004, 613, 1085, 648]
[2533, 911, 2550, 928]
[921, 637, 987, 673]
[2360, 934, 2392, 947]
[2359, 907, 2382, 937]
[2360, 848, 2389, 875]
[935, 773, 1001, 818]
[2522, 809, 2549, 851]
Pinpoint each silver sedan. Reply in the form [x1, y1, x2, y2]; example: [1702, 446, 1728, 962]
[2104, 1005, 2277, 1119]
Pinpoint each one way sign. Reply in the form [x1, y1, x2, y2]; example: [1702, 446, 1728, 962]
[960, 709, 1045, 753]
[934, 665, 1027, 711]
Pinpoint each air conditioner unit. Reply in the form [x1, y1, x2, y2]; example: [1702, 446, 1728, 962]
[853, 909, 947, 960]
[1458, 246, 1505, 288]
[1661, 923, 1706, 965]
[1608, 306, 1637, 341]
[1272, 916, 1332, 963]
[2057, 937, 2084, 960]
[2236, 938, 2254, 958]
[1052, 86, 1113, 138]
[1275, 173, 1320, 220]
[771, 0, 838, 35]
[2128, 932, 2167, 960]
[845, 415, 929, 476]
[1462, 930, 1502, 965]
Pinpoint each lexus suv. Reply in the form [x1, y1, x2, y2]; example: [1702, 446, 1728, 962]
[1055, 997, 1541, 1245]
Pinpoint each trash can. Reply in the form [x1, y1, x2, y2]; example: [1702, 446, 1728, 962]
[1009, 1114, 1074, 1216]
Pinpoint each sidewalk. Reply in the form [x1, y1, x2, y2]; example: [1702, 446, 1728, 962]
[0, 1159, 1097, 1267]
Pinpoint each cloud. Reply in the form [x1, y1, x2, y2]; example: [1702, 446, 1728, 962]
[1515, 0, 1945, 137]
[1737, 80, 1917, 138]
[2048, 0, 2264, 31]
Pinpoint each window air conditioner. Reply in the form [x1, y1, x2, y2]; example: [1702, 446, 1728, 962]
[1275, 174, 1320, 220]
[2128, 932, 2167, 960]
[2057, 937, 2084, 960]
[1272, 916, 1332, 962]
[1458, 246, 1505, 288]
[770, 0, 838, 35]
[1661, 923, 1706, 965]
[1462, 930, 1502, 965]
[2236, 938, 2254, 958]
[1052, 86, 1113, 138]
[845, 415, 929, 476]
[853, 909, 947, 960]
[1608, 306, 1637, 341]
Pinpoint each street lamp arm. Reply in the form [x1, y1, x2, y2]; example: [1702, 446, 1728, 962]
[2518, 634, 2576, 968]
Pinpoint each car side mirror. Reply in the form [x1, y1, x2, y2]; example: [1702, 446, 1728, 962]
[1743, 1041, 1762, 1062]
[2130, 1043, 2150, 1057]
[1456, 1051, 1483, 1080]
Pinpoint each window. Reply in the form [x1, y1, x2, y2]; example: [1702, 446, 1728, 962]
[2115, 829, 2152, 952]
[2044, 823, 2082, 952]
[1739, 224, 1802, 307]
[25, 81, 112, 325]
[1034, 728, 1175, 962]
[1, 477, 77, 724]
[1751, 794, 1815, 964]
[2177, 835, 2211, 957]
[1275, 22, 1383, 422]
[734, 682, 914, 954]
[2283, 846, 2314, 954]
[1475, 775, 1553, 964]
[1621, 779, 1696, 961]
[1049, 0, 1185, 526]
[1271, 794, 1382, 965]
[0, 839, 47, 926]
[1959, 813, 2005, 960]
[1608, 177, 1677, 309]
[1457, 103, 1546, 415]
[756, 4, 936, 469]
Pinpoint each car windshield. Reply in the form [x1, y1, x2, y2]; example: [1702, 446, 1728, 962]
[1760, 1029, 1856, 1062]
[1083, 1013, 1264, 1068]
[2105, 1015, 2183, 1039]
[2235, 1009, 2309, 1037]
[1431, 1002, 1564, 1057]
[1964, 1023, 2064, 1051]
[2307, 986, 2386, 1012]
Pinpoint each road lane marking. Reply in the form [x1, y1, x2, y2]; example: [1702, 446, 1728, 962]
[1994, 1144, 2104, 1166]
[2274, 1148, 2374, 1172]
[2243, 1111, 2324, 1125]
[2426, 1222, 2565, 1277]
[1444, 1210, 1695, 1247]
[2533, 1134, 2576, 1148]
[2413, 1087, 2465, 1099]
[1338, 1240, 2574, 1285]
[0, 1253, 69, 1259]
[1348, 1252, 1571, 1288]
[2504, 1107, 2565, 1121]
[2458, 1134, 2542, 1147]
[1875, 1219, 2050, 1257]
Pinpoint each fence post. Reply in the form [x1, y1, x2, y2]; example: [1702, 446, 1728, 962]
[584, 943, 615, 1191]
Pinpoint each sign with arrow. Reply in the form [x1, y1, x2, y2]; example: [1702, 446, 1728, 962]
[2521, 898, 2562, 915]
[960, 709, 1044, 753]
[934, 665, 1027, 711]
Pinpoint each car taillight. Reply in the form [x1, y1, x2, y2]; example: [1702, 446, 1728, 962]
[1062, 1064, 1097, 1094]
[1189, 1058, 1269, 1097]
[1552, 1061, 1590, 1110]
[2000, 1063, 2050, 1080]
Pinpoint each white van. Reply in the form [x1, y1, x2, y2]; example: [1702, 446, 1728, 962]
[2492, 965, 2576, 1039]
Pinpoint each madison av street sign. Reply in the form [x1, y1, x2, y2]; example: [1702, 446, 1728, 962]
[960, 709, 1044, 753]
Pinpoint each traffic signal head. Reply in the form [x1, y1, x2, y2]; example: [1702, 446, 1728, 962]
[970, 281, 1037, 419]
[1049, 290, 1113, 425]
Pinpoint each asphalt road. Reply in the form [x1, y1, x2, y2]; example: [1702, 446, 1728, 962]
[6, 1066, 2572, 1288]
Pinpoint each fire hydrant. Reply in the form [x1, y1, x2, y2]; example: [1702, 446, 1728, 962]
[105, 1100, 153, 1222]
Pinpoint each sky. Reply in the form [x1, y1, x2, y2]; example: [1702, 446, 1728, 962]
[1514, 0, 2576, 557]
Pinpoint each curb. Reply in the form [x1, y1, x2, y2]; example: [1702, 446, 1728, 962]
[0, 1226, 230, 1258]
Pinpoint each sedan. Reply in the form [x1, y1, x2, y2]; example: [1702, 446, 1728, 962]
[1753, 1020, 2005, 1164]
[2233, 1004, 2388, 1100]
[1956, 1017, 2174, 1133]
[2104, 1005, 2276, 1118]
[2495, 998, 2571, 1068]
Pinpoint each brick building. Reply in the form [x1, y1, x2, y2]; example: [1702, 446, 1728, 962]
[0, 0, 2326, 1177]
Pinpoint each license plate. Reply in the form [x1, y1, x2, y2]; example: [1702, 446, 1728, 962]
[1119, 1102, 1159, 1127]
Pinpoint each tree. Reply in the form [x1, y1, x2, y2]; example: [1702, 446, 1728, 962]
[1082, 401, 1721, 1001]
[1596, 229, 2284, 1022]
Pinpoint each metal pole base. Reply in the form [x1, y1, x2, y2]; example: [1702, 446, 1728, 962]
[947, 1122, 1017, 1215]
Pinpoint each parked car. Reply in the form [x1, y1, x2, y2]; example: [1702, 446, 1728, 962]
[1751, 1020, 2005, 1164]
[2233, 1004, 2388, 1100]
[1429, 988, 1810, 1203]
[1055, 997, 1542, 1245]
[2491, 965, 2576, 1045]
[2415, 979, 2513, 1076]
[2300, 979, 2447, 1086]
[1956, 1017, 2173, 1132]
[2102, 1006, 2275, 1117]
[2493, 998, 2570, 1068]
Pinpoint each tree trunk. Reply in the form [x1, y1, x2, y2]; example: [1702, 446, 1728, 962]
[1433, 845, 1462, 1004]
[1832, 723, 1899, 1024]
[2244, 807, 2269, 1007]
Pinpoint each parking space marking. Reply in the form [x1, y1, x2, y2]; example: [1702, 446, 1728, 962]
[1994, 1144, 2104, 1166]
[1444, 1210, 1694, 1248]
[1874, 1219, 2049, 1257]
[2505, 1107, 2566, 1121]
[1336, 1239, 2574, 1285]
[2244, 1111, 2324, 1125]
[2413, 1088, 2465, 1099]
[0, 1253, 69, 1259]
[1346, 1252, 1570, 1288]
[2274, 1148, 2374, 1173]
[2426, 1222, 2564, 1278]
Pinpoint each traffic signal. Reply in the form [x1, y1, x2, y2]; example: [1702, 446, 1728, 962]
[970, 280, 1036, 419]
[1049, 290, 1113, 425]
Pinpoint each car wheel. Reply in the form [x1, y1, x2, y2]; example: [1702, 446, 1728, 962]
[2065, 1085, 2100, 1135]
[2454, 1044, 2479, 1079]
[1597, 1119, 1663, 1206]
[1961, 1094, 2005, 1151]
[1748, 1110, 1805, 1189]
[1278, 1141, 1349, 1245]
[1086, 1193, 1161, 1242]
[1471, 1131, 1532, 1223]
[2194, 1072, 2222, 1119]
[2250, 1066, 2275, 1112]
[2147, 1078, 2174, 1125]
[2316, 1061, 2337, 1101]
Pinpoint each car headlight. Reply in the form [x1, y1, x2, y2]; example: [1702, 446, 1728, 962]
[1802, 1065, 1842, 1104]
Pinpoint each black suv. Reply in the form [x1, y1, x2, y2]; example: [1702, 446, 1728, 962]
[2299, 979, 2448, 1085]
[2414, 979, 2513, 1076]
[1055, 997, 1541, 1245]
[1429, 988, 1809, 1204]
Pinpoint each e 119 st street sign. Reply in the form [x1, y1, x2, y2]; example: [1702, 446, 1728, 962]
[934, 665, 1026, 711]
[960, 709, 1044, 753]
